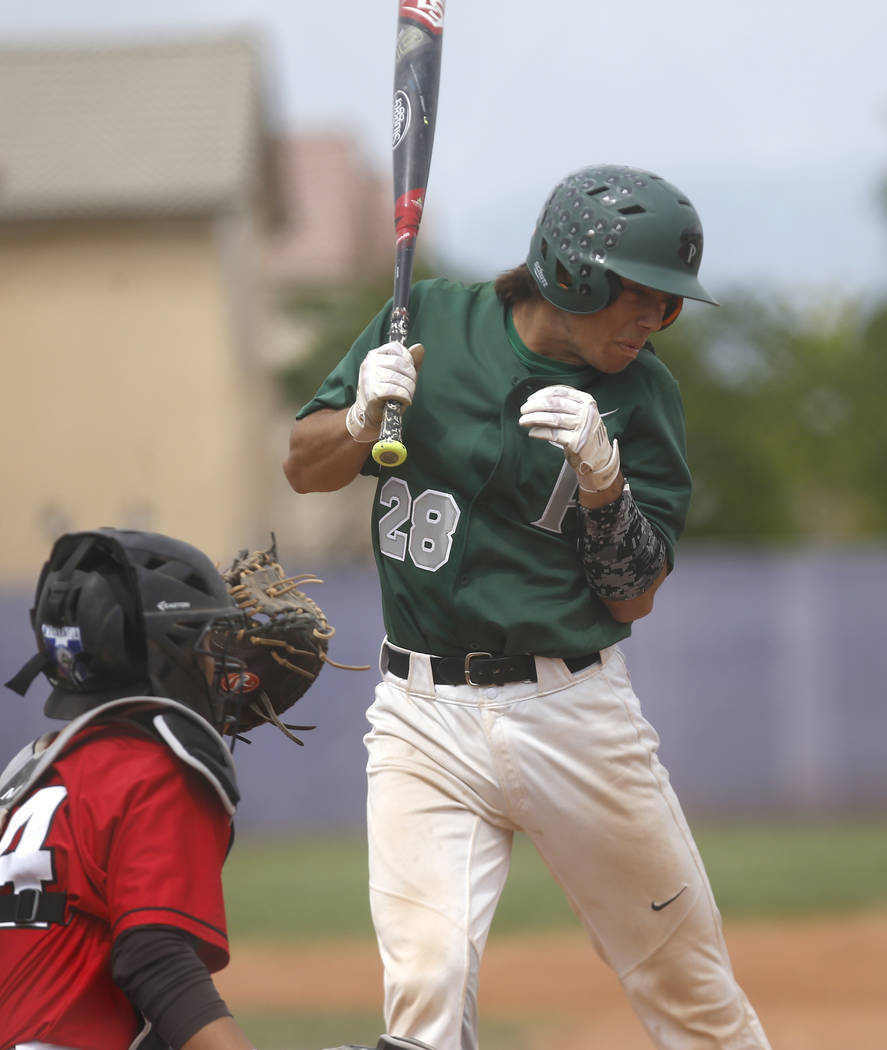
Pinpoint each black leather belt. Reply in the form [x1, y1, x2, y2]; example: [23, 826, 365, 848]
[383, 644, 600, 687]
[0, 889, 67, 925]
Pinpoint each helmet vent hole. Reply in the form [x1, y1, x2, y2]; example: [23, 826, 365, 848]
[184, 571, 210, 593]
[555, 260, 573, 289]
[539, 238, 549, 260]
[585, 187, 607, 197]
[618, 204, 645, 215]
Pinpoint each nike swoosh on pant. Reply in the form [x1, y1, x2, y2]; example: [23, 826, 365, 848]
[651, 884, 688, 911]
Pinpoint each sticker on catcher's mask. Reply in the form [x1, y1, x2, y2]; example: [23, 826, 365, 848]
[41, 624, 88, 686]
[220, 670, 260, 694]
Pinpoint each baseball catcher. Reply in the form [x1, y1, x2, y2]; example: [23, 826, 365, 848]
[1, 528, 318, 1050]
[1, 526, 368, 1050]
[220, 533, 366, 744]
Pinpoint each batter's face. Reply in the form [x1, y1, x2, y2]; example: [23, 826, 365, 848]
[531, 279, 673, 373]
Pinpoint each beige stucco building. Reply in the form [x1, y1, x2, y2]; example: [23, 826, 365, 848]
[0, 33, 390, 586]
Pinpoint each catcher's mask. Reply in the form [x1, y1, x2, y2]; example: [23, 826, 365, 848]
[526, 164, 718, 329]
[4, 528, 248, 734]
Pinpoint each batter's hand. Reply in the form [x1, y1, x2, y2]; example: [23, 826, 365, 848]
[519, 385, 621, 492]
[345, 341, 424, 442]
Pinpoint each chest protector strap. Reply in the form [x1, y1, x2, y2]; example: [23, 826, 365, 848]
[0, 697, 239, 828]
[0, 698, 238, 928]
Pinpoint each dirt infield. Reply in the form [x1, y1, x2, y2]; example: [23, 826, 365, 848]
[217, 910, 887, 1049]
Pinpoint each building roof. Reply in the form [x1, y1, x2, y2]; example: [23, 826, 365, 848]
[0, 33, 268, 220]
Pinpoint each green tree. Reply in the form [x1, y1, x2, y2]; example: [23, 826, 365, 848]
[274, 271, 395, 409]
[274, 259, 442, 410]
[853, 302, 887, 530]
[658, 293, 882, 542]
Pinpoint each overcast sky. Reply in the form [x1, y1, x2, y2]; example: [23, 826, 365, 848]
[3, 0, 887, 306]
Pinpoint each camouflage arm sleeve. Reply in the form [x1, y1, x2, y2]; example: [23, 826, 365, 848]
[577, 483, 667, 601]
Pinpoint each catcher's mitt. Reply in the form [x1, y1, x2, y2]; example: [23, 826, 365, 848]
[219, 535, 363, 744]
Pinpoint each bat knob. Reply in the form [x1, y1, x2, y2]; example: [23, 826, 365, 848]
[372, 438, 407, 467]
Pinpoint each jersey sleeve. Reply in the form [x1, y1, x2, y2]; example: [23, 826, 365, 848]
[76, 734, 234, 972]
[617, 357, 692, 570]
[294, 301, 393, 479]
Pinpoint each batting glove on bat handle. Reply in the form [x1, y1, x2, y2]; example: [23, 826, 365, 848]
[345, 342, 424, 443]
[519, 385, 621, 492]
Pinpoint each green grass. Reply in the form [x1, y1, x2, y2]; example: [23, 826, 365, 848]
[233, 1009, 528, 1050]
[224, 836, 376, 941]
[224, 818, 887, 943]
[231, 1009, 383, 1050]
[694, 818, 887, 918]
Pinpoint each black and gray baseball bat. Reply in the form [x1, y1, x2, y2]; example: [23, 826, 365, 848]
[372, 0, 446, 468]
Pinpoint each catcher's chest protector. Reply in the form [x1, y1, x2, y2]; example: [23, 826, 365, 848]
[0, 696, 239, 825]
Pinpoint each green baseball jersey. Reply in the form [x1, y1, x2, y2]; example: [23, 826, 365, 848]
[298, 278, 691, 657]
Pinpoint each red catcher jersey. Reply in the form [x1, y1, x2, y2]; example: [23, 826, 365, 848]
[0, 723, 234, 1049]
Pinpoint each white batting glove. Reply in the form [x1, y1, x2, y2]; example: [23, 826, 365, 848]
[345, 341, 424, 442]
[519, 385, 621, 492]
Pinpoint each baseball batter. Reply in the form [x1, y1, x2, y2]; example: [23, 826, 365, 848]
[284, 165, 772, 1050]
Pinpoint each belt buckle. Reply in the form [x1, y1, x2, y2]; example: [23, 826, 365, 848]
[464, 651, 493, 685]
[15, 889, 40, 923]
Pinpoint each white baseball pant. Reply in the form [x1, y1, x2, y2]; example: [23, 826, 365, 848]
[364, 641, 771, 1050]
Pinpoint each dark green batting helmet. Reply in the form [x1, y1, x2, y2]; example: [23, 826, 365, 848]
[527, 164, 718, 318]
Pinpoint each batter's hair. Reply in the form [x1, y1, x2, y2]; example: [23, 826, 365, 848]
[494, 263, 543, 308]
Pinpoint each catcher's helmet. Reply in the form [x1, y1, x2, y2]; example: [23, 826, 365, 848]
[7, 528, 246, 730]
[526, 164, 718, 325]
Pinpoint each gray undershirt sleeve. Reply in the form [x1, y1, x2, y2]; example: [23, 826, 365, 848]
[111, 925, 231, 1049]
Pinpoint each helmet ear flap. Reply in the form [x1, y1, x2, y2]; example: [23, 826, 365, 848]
[535, 234, 615, 314]
[604, 271, 623, 309]
[660, 295, 683, 330]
